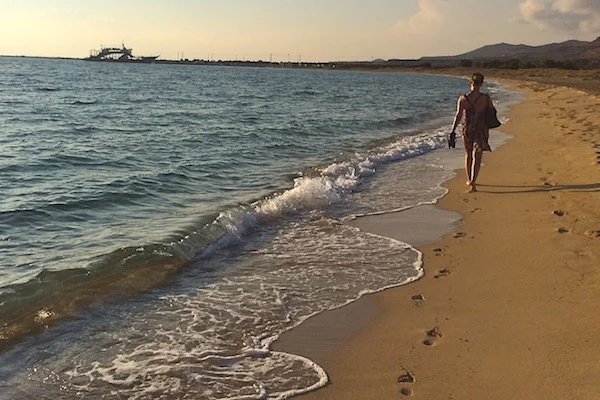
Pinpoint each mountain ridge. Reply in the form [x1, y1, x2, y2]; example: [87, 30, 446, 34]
[423, 37, 600, 61]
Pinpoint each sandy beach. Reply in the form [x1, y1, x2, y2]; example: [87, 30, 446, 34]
[274, 71, 600, 399]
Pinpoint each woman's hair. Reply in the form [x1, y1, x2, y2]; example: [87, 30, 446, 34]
[470, 72, 484, 86]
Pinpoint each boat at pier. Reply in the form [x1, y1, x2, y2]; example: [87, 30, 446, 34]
[85, 44, 159, 63]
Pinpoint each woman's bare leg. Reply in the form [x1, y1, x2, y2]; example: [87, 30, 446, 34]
[469, 150, 483, 192]
[465, 150, 473, 185]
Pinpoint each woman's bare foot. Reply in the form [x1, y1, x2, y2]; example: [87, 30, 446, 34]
[468, 183, 477, 193]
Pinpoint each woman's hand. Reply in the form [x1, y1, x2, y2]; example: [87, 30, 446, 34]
[447, 131, 456, 148]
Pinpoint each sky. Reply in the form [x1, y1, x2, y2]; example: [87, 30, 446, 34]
[1, 0, 599, 62]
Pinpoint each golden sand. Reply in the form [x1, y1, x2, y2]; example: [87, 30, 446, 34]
[277, 72, 600, 399]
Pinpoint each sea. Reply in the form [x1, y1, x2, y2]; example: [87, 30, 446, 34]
[0, 57, 519, 399]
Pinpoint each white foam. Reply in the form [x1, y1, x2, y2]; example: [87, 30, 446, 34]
[174, 127, 450, 264]
[20, 217, 422, 399]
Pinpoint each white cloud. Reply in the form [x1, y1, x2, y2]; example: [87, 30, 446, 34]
[519, 0, 600, 32]
[394, 0, 449, 33]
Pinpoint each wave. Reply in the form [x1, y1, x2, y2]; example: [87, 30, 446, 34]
[19, 128, 448, 265]
[0, 208, 53, 226]
[0, 125, 449, 352]
[376, 115, 415, 128]
[0, 216, 423, 398]
[0, 243, 187, 351]
[35, 87, 60, 92]
[374, 110, 443, 130]
[292, 89, 322, 96]
[36, 153, 107, 168]
[71, 100, 98, 106]
[0, 168, 202, 240]
[0, 100, 27, 105]
[73, 124, 99, 133]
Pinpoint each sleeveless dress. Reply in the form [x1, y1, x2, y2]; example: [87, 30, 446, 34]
[461, 93, 492, 152]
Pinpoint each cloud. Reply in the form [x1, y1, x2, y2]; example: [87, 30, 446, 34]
[395, 0, 449, 33]
[519, 0, 600, 32]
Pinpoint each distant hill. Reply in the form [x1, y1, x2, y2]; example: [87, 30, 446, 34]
[423, 37, 600, 61]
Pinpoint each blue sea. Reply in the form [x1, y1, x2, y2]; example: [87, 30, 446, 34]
[0, 57, 517, 399]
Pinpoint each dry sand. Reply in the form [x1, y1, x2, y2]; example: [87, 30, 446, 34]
[274, 72, 600, 399]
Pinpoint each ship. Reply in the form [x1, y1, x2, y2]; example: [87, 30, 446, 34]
[85, 44, 159, 63]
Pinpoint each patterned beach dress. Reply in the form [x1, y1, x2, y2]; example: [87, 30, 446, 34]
[461, 92, 492, 152]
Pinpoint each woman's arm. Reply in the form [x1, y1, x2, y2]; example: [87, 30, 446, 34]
[450, 96, 464, 133]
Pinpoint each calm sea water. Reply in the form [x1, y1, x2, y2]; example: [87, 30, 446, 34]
[0, 57, 516, 399]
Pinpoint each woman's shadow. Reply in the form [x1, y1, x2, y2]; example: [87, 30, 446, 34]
[476, 182, 600, 194]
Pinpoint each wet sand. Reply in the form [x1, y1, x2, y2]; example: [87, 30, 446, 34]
[274, 72, 600, 399]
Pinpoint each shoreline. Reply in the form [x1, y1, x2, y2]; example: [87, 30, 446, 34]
[273, 75, 518, 391]
[272, 79, 516, 395]
[274, 74, 600, 399]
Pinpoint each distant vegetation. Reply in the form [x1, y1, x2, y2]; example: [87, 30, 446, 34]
[458, 58, 599, 70]
[144, 57, 600, 71]
[328, 57, 600, 71]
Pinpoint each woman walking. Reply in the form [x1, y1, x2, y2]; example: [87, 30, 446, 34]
[448, 72, 493, 193]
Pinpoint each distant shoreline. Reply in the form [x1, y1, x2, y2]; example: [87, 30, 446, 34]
[3, 56, 600, 97]
[3, 54, 599, 75]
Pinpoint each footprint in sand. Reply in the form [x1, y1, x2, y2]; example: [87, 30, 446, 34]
[553, 210, 565, 216]
[423, 327, 443, 346]
[557, 227, 570, 234]
[398, 371, 416, 383]
[398, 371, 416, 397]
[433, 248, 444, 257]
[434, 268, 451, 279]
[453, 232, 467, 238]
[584, 230, 600, 238]
[411, 294, 425, 307]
